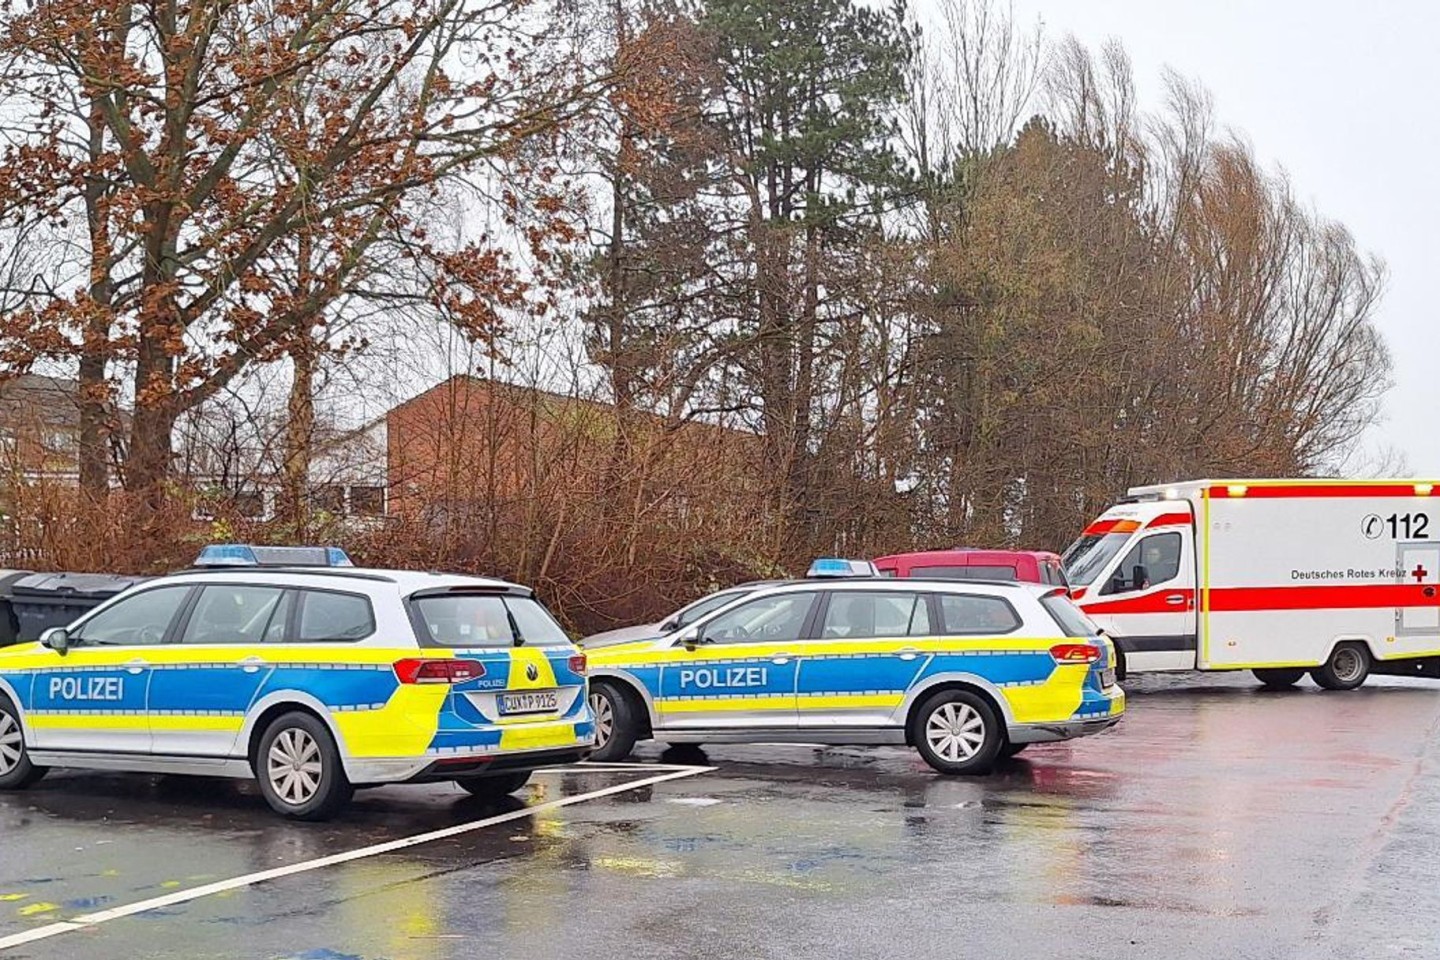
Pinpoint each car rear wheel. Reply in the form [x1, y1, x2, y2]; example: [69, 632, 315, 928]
[912, 690, 1003, 775]
[1000, 741, 1029, 759]
[588, 682, 639, 762]
[0, 697, 46, 790]
[456, 771, 532, 799]
[1253, 668, 1306, 689]
[1312, 643, 1371, 691]
[255, 712, 353, 821]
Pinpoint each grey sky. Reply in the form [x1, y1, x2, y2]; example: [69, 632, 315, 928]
[1006, 0, 1438, 475]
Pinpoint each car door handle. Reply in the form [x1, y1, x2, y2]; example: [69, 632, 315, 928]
[897, 647, 920, 661]
[124, 658, 149, 675]
[237, 656, 267, 674]
[770, 653, 793, 665]
[1164, 594, 1187, 606]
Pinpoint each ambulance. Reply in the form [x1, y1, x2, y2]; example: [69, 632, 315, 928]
[1062, 479, 1440, 689]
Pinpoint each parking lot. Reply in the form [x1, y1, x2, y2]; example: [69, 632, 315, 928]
[3, 672, 1440, 960]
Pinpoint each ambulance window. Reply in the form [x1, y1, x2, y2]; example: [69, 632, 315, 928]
[73, 586, 192, 646]
[295, 590, 375, 642]
[937, 594, 1021, 635]
[1102, 532, 1182, 595]
[180, 585, 286, 644]
[820, 592, 931, 639]
[699, 592, 816, 644]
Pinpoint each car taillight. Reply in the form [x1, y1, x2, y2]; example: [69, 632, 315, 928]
[568, 653, 587, 676]
[1050, 643, 1101, 664]
[393, 658, 487, 684]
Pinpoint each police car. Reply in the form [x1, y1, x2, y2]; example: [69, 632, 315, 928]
[0, 546, 594, 820]
[586, 560, 1124, 774]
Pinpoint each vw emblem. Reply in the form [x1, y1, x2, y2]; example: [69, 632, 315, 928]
[525, 662, 539, 682]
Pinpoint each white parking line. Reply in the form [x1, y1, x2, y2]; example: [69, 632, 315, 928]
[0, 764, 712, 952]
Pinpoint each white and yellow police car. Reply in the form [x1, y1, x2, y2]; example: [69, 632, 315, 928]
[0, 546, 594, 820]
[586, 560, 1124, 774]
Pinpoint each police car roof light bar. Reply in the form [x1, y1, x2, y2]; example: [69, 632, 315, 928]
[193, 544, 354, 568]
[806, 558, 880, 578]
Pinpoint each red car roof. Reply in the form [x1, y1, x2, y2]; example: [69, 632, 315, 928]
[872, 548, 1061, 565]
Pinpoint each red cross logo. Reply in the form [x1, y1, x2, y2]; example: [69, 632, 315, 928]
[1413, 564, 1429, 583]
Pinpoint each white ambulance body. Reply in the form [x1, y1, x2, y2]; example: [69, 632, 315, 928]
[1062, 479, 1440, 688]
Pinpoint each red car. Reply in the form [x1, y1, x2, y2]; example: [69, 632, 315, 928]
[872, 548, 1070, 590]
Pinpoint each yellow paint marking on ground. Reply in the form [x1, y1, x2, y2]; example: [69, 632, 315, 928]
[17, 903, 58, 917]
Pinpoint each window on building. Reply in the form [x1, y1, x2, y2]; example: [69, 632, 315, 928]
[308, 484, 345, 516]
[348, 485, 385, 517]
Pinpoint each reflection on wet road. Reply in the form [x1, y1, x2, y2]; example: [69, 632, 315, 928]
[5, 673, 1440, 959]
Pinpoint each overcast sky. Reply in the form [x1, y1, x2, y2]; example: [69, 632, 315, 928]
[1000, 0, 1439, 475]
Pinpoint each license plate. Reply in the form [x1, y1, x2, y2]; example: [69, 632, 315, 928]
[498, 690, 558, 715]
[1100, 668, 1117, 688]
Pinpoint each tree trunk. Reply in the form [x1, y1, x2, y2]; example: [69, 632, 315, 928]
[280, 336, 316, 533]
[77, 79, 112, 498]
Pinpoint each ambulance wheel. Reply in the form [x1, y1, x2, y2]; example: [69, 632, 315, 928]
[0, 696, 46, 790]
[1252, 668, 1305, 689]
[1312, 643, 1371, 691]
[913, 689, 1003, 775]
[588, 681, 639, 762]
[456, 771, 532, 799]
[255, 712, 353, 821]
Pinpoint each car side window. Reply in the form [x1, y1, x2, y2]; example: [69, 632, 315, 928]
[73, 586, 192, 646]
[296, 590, 375, 642]
[180, 586, 287, 645]
[820, 592, 931, 639]
[699, 592, 816, 644]
[1102, 532, 1182, 595]
[937, 594, 1021, 635]
[263, 591, 296, 642]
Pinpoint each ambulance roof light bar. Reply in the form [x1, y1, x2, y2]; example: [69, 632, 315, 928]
[806, 558, 880, 579]
[193, 544, 354, 568]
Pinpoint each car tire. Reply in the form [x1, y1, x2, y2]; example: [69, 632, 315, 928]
[0, 696, 46, 790]
[912, 689, 1003, 776]
[1252, 668, 1306, 689]
[1311, 643, 1371, 691]
[1000, 741, 1029, 759]
[588, 681, 639, 762]
[255, 711, 353, 821]
[455, 771, 532, 799]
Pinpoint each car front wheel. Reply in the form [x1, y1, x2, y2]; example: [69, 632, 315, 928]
[912, 690, 1003, 775]
[0, 697, 46, 790]
[588, 682, 639, 762]
[255, 712, 353, 821]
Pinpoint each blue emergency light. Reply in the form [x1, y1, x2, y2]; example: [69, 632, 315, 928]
[193, 544, 354, 568]
[806, 558, 880, 578]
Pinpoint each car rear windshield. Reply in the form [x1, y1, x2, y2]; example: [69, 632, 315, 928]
[1040, 593, 1100, 638]
[411, 593, 571, 647]
[1062, 532, 1132, 586]
[912, 564, 1018, 581]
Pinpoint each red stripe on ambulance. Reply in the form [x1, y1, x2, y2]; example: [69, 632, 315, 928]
[1207, 584, 1439, 612]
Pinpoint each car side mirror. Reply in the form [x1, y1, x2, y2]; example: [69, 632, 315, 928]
[40, 627, 69, 655]
[677, 628, 700, 651]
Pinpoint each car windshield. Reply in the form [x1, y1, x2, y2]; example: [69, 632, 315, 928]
[1062, 532, 1134, 586]
[411, 594, 571, 647]
[673, 590, 749, 629]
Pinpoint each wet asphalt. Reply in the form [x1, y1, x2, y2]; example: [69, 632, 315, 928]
[4, 673, 1440, 959]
